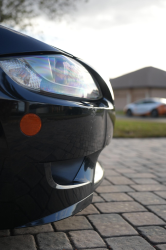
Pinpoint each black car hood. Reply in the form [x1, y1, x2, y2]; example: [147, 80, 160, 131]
[0, 25, 69, 56]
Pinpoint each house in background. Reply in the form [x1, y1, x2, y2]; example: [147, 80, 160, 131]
[110, 67, 166, 110]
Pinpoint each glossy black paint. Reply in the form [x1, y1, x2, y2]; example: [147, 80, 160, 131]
[18, 194, 93, 228]
[0, 25, 115, 229]
[0, 25, 61, 56]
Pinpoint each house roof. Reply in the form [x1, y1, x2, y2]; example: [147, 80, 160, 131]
[110, 67, 166, 89]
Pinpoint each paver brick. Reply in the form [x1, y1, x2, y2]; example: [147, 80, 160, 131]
[106, 176, 134, 185]
[103, 169, 120, 176]
[101, 179, 112, 185]
[155, 177, 166, 183]
[148, 205, 166, 221]
[69, 230, 106, 249]
[123, 212, 166, 227]
[76, 204, 99, 215]
[138, 226, 166, 244]
[82, 249, 108, 250]
[95, 201, 146, 213]
[36, 232, 72, 250]
[123, 173, 156, 179]
[131, 184, 166, 192]
[155, 191, 166, 199]
[156, 173, 166, 177]
[0, 235, 36, 250]
[156, 244, 166, 250]
[100, 193, 133, 202]
[128, 192, 166, 205]
[106, 236, 155, 250]
[53, 216, 93, 231]
[0, 230, 10, 237]
[132, 178, 159, 184]
[96, 185, 134, 193]
[88, 214, 138, 237]
[116, 168, 136, 173]
[14, 224, 53, 235]
[92, 194, 104, 203]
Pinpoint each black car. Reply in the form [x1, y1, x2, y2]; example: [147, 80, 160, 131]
[0, 25, 115, 229]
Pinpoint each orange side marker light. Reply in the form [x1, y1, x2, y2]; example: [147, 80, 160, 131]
[20, 114, 42, 136]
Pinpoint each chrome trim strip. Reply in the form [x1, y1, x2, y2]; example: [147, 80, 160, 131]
[56, 181, 91, 189]
[94, 162, 104, 183]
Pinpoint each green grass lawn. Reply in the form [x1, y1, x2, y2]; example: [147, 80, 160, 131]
[115, 110, 124, 116]
[114, 119, 166, 138]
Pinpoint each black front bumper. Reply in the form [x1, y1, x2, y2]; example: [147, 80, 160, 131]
[0, 95, 115, 229]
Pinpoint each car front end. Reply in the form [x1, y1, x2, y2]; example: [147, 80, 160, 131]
[0, 25, 115, 229]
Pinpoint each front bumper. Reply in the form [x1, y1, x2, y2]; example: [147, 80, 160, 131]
[0, 96, 115, 229]
[0, 56, 115, 229]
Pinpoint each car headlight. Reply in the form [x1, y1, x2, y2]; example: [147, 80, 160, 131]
[0, 55, 101, 100]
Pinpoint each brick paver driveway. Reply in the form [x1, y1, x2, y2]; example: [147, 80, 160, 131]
[1, 139, 166, 250]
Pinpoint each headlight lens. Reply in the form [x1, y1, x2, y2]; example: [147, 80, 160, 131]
[0, 55, 101, 100]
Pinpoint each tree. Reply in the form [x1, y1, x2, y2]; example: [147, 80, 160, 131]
[0, 0, 85, 29]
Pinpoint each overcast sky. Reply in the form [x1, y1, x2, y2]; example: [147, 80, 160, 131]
[26, 0, 166, 79]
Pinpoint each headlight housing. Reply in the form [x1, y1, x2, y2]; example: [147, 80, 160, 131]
[0, 55, 101, 100]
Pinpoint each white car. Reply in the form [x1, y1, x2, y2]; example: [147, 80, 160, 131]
[124, 98, 166, 117]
